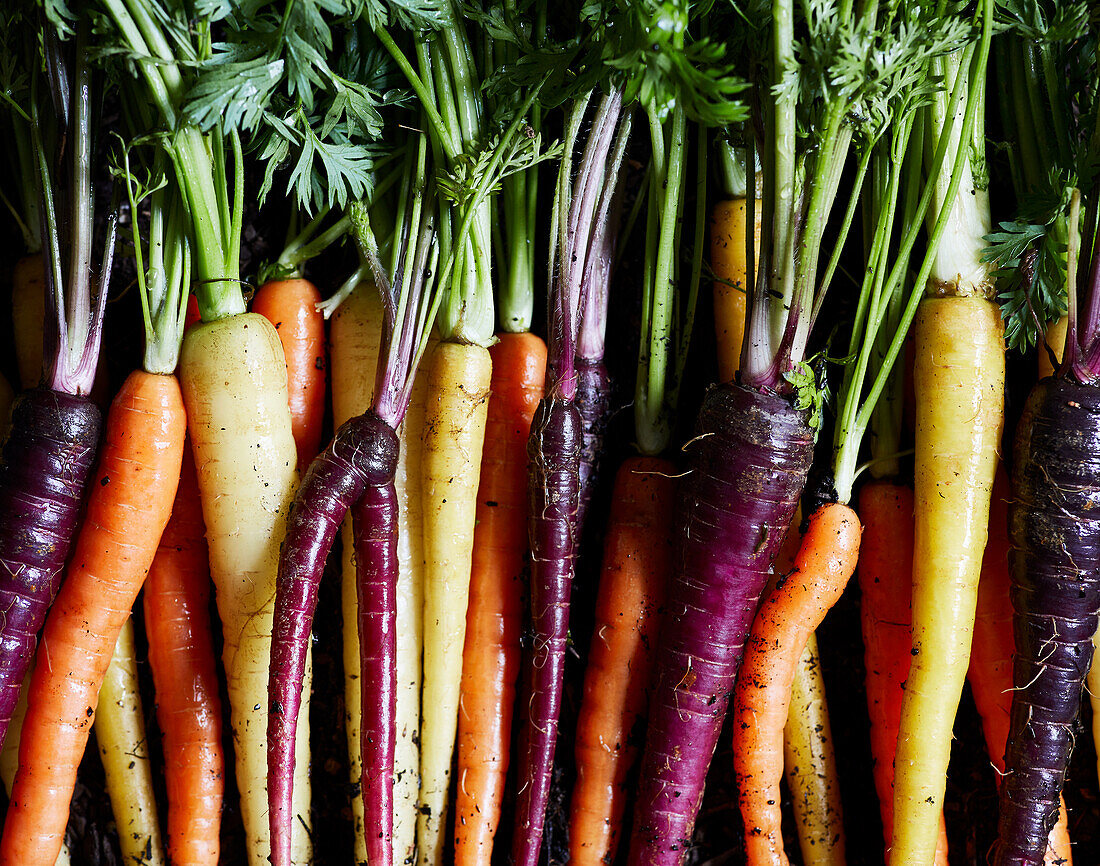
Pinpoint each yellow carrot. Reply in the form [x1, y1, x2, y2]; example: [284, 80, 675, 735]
[890, 295, 1004, 864]
[179, 313, 309, 866]
[94, 619, 166, 866]
[12, 253, 45, 390]
[783, 634, 845, 866]
[331, 282, 427, 866]
[418, 341, 492, 866]
[710, 198, 761, 384]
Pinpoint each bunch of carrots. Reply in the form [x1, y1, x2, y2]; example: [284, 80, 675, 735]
[3, 1, 1100, 865]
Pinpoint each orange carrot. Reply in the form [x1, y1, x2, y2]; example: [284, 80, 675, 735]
[568, 457, 675, 866]
[0, 370, 186, 866]
[143, 439, 225, 866]
[732, 503, 861, 866]
[857, 480, 949, 866]
[968, 465, 1073, 866]
[252, 278, 327, 474]
[453, 331, 546, 866]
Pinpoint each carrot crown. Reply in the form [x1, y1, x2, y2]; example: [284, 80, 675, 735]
[829, 0, 994, 503]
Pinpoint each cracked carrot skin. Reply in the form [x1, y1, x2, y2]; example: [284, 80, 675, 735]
[995, 378, 1100, 866]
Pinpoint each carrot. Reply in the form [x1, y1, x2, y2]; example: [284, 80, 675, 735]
[857, 481, 950, 866]
[330, 281, 427, 866]
[890, 293, 1004, 863]
[252, 277, 326, 474]
[568, 457, 675, 866]
[710, 197, 761, 384]
[143, 440, 224, 866]
[181, 313, 307, 865]
[11, 252, 45, 389]
[454, 331, 546, 866]
[782, 633, 846, 866]
[418, 339, 492, 862]
[890, 26, 1003, 860]
[1, 369, 186, 866]
[732, 503, 861, 866]
[969, 465, 1072, 866]
[94, 619, 166, 866]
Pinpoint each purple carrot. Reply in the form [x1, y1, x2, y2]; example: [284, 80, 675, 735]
[511, 89, 630, 866]
[0, 25, 113, 750]
[268, 411, 399, 866]
[994, 378, 1100, 866]
[353, 476, 399, 866]
[511, 396, 583, 866]
[0, 389, 102, 744]
[627, 381, 813, 866]
[573, 357, 611, 530]
[268, 188, 439, 866]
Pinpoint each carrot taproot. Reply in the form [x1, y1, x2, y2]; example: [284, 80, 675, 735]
[710, 198, 762, 384]
[857, 480, 949, 866]
[0, 676, 71, 866]
[94, 618, 166, 866]
[331, 280, 427, 866]
[418, 340, 493, 864]
[0, 369, 185, 866]
[180, 313, 309, 866]
[732, 502, 861, 866]
[782, 633, 846, 866]
[252, 278, 326, 474]
[454, 331, 546, 866]
[568, 457, 675, 866]
[142, 439, 224, 866]
[969, 464, 1072, 866]
[890, 294, 1004, 865]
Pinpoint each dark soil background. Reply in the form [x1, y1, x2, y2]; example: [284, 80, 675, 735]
[2, 73, 1100, 866]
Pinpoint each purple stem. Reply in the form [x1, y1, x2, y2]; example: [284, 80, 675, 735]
[0, 388, 102, 748]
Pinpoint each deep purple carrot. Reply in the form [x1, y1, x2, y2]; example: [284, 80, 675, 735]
[511, 90, 630, 866]
[994, 377, 1100, 866]
[268, 182, 440, 866]
[0, 24, 112, 750]
[627, 381, 813, 865]
[573, 357, 611, 531]
[353, 476, 399, 866]
[0, 389, 102, 742]
[268, 411, 399, 865]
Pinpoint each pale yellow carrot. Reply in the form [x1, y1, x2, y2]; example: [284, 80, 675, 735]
[95, 619, 166, 866]
[179, 312, 310, 866]
[418, 341, 492, 866]
[783, 634, 845, 866]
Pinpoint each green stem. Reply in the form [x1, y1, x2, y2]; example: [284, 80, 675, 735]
[635, 102, 686, 457]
